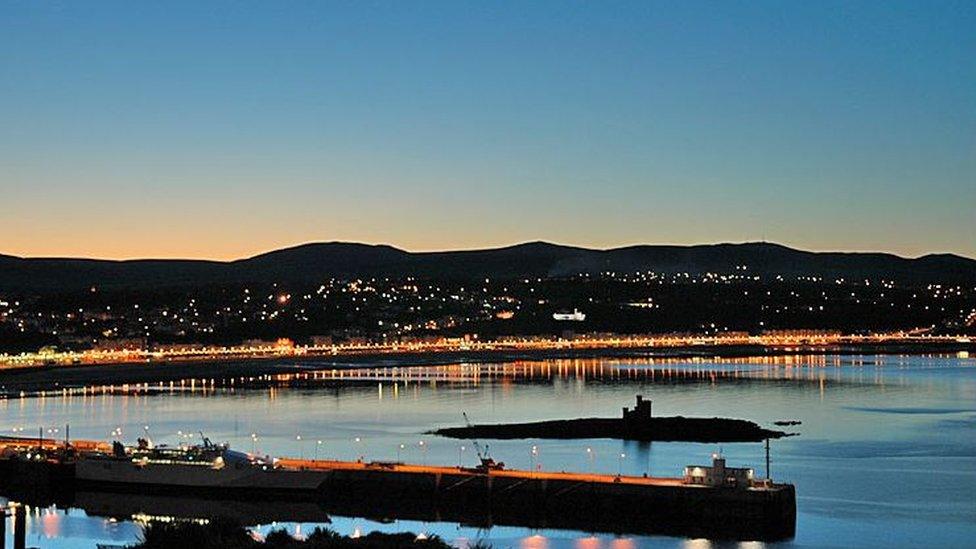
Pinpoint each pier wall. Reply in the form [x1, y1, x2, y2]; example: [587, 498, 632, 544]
[313, 467, 796, 540]
[65, 464, 795, 540]
[0, 458, 796, 541]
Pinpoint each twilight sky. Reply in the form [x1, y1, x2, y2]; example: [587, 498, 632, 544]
[1, 1, 974, 260]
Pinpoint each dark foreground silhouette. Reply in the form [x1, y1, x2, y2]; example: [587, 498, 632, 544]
[133, 518, 479, 549]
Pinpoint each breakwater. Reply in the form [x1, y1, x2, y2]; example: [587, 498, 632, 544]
[0, 450, 796, 541]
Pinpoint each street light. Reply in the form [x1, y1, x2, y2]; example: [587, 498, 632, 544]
[458, 445, 466, 468]
[315, 439, 322, 460]
[354, 437, 364, 462]
[296, 434, 304, 460]
[586, 447, 594, 472]
[250, 433, 258, 455]
[397, 443, 405, 463]
[418, 440, 427, 465]
[618, 452, 626, 476]
[175, 430, 192, 449]
[530, 445, 539, 474]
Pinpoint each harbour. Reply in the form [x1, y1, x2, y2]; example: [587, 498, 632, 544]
[3, 3, 973, 546]
[0, 432, 796, 543]
[0, 354, 972, 548]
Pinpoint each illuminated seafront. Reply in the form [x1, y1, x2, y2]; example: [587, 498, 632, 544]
[0, 330, 970, 372]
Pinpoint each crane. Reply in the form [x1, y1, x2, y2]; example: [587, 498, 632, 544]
[472, 440, 504, 471]
[461, 412, 505, 471]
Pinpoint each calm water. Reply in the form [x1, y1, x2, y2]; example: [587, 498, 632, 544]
[2, 354, 975, 548]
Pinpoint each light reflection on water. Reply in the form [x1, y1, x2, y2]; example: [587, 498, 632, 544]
[2, 354, 975, 548]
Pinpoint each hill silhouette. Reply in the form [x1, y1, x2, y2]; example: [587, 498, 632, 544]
[1, 241, 973, 292]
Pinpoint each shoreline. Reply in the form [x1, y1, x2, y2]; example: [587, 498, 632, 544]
[0, 341, 971, 393]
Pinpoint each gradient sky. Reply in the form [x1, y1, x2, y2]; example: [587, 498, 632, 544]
[1, 1, 974, 260]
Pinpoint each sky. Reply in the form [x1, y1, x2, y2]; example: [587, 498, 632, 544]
[1, 1, 974, 260]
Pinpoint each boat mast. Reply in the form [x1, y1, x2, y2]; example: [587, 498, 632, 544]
[765, 438, 771, 481]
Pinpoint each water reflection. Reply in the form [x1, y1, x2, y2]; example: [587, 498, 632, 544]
[9, 353, 971, 404]
[0, 503, 142, 549]
[1, 354, 974, 548]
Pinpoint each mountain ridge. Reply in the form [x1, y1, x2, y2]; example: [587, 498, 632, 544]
[1, 241, 974, 292]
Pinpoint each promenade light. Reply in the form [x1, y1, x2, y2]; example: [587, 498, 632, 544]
[353, 437, 366, 462]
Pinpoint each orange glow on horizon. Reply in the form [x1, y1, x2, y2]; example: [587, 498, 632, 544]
[2, 236, 968, 263]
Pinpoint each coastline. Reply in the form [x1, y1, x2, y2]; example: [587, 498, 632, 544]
[0, 340, 971, 393]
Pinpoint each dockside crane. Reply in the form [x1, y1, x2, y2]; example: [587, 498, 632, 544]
[461, 412, 505, 471]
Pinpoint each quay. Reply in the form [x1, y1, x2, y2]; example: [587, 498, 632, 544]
[0, 436, 796, 542]
[273, 454, 795, 540]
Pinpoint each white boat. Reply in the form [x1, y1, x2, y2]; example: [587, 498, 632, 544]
[74, 438, 327, 493]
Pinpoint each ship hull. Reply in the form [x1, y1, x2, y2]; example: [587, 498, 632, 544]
[75, 459, 328, 495]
